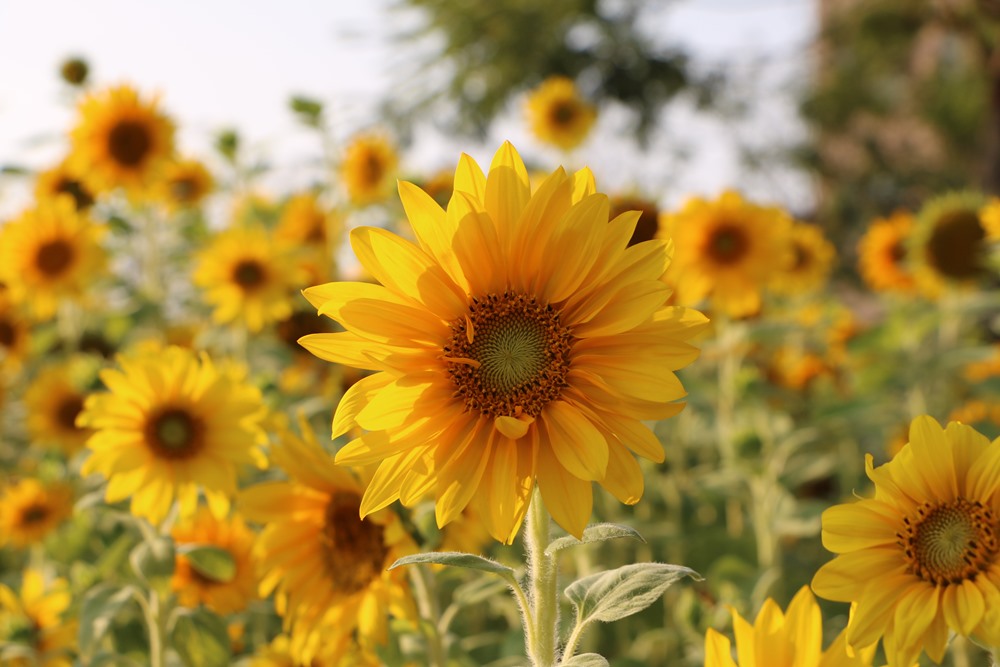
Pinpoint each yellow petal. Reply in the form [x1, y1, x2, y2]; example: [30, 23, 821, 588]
[543, 401, 609, 481]
[537, 441, 592, 539]
[495, 414, 534, 440]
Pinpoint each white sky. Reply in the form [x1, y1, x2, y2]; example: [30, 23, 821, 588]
[0, 0, 816, 217]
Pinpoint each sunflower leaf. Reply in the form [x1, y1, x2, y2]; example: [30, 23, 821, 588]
[78, 584, 138, 657]
[545, 523, 646, 555]
[565, 562, 700, 626]
[178, 545, 236, 584]
[389, 551, 514, 577]
[171, 608, 231, 667]
[129, 536, 174, 584]
[560, 654, 610, 667]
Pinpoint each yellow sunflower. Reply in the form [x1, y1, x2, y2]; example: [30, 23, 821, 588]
[610, 194, 660, 248]
[660, 190, 791, 319]
[300, 142, 708, 543]
[24, 364, 94, 455]
[525, 76, 597, 151]
[0, 570, 76, 667]
[0, 479, 73, 549]
[68, 83, 175, 196]
[769, 222, 836, 296]
[0, 290, 31, 374]
[981, 197, 1000, 241]
[340, 133, 398, 206]
[35, 159, 95, 211]
[966, 345, 1000, 382]
[276, 193, 334, 246]
[171, 508, 258, 615]
[78, 345, 267, 525]
[240, 424, 416, 664]
[704, 586, 875, 667]
[0, 197, 107, 321]
[158, 158, 214, 210]
[911, 192, 989, 297]
[856, 211, 917, 294]
[249, 633, 383, 667]
[192, 225, 306, 333]
[812, 415, 1000, 666]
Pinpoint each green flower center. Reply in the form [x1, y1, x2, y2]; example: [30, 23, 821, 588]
[321, 491, 389, 595]
[899, 498, 999, 586]
[706, 224, 748, 265]
[146, 407, 204, 459]
[108, 120, 152, 167]
[35, 239, 75, 277]
[445, 292, 573, 419]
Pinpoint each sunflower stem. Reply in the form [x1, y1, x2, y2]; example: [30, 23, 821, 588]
[526, 487, 558, 667]
[409, 564, 448, 667]
[950, 634, 971, 667]
[135, 588, 165, 667]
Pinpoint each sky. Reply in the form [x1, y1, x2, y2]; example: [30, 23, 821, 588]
[0, 0, 817, 217]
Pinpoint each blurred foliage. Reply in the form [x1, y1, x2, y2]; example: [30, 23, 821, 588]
[799, 0, 1000, 241]
[384, 0, 719, 141]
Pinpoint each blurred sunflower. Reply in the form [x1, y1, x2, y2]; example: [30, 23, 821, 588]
[171, 508, 258, 615]
[240, 424, 415, 664]
[0, 290, 31, 374]
[415, 169, 454, 209]
[763, 346, 830, 392]
[78, 345, 266, 525]
[193, 225, 306, 333]
[948, 400, 1000, 438]
[610, 194, 660, 247]
[769, 222, 836, 296]
[911, 191, 989, 297]
[24, 365, 93, 455]
[856, 210, 917, 294]
[276, 193, 333, 246]
[966, 345, 1000, 382]
[0, 197, 107, 321]
[704, 586, 875, 667]
[340, 133, 397, 206]
[525, 76, 597, 151]
[0, 479, 73, 549]
[35, 159, 95, 211]
[0, 570, 76, 667]
[660, 190, 791, 319]
[158, 157, 214, 210]
[301, 142, 707, 543]
[249, 633, 382, 667]
[981, 197, 1000, 240]
[69, 84, 175, 196]
[812, 416, 1000, 666]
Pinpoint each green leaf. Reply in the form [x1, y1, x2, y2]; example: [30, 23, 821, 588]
[565, 563, 700, 626]
[171, 609, 231, 667]
[129, 536, 174, 584]
[560, 654, 610, 667]
[389, 551, 514, 577]
[545, 523, 646, 555]
[179, 545, 236, 583]
[78, 584, 138, 656]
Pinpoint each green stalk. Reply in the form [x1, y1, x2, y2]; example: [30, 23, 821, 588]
[409, 565, 448, 667]
[526, 488, 558, 667]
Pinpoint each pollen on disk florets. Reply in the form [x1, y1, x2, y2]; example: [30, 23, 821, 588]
[444, 291, 574, 419]
[897, 498, 999, 586]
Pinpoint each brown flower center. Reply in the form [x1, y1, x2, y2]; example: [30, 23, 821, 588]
[889, 240, 907, 264]
[35, 239, 75, 277]
[926, 209, 986, 280]
[444, 292, 573, 419]
[56, 395, 85, 431]
[278, 310, 329, 351]
[232, 259, 267, 291]
[791, 242, 811, 271]
[610, 197, 659, 247]
[19, 503, 50, 526]
[54, 177, 95, 210]
[898, 498, 999, 586]
[0, 318, 17, 349]
[170, 177, 200, 204]
[550, 100, 579, 127]
[108, 120, 152, 167]
[320, 491, 389, 595]
[706, 224, 749, 265]
[145, 407, 204, 459]
[361, 152, 386, 188]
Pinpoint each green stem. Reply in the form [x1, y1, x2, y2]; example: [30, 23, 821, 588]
[409, 565, 448, 667]
[560, 618, 587, 663]
[135, 589, 164, 667]
[950, 634, 970, 667]
[526, 488, 558, 667]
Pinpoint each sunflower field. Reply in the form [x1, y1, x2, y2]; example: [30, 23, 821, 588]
[3, 4, 1000, 667]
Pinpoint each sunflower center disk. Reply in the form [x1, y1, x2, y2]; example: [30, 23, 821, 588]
[108, 120, 152, 167]
[55, 178, 94, 210]
[707, 224, 748, 264]
[0, 319, 16, 348]
[56, 396, 84, 431]
[146, 408, 203, 459]
[445, 292, 573, 419]
[927, 210, 986, 280]
[232, 260, 266, 290]
[36, 240, 75, 277]
[551, 101, 578, 126]
[321, 491, 389, 595]
[20, 503, 50, 525]
[899, 498, 999, 586]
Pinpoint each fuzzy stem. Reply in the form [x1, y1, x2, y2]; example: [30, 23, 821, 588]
[409, 565, 448, 667]
[526, 488, 558, 667]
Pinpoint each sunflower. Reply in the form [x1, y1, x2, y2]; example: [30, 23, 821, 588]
[966, 345, 1000, 382]
[300, 142, 708, 543]
[276, 193, 334, 246]
[240, 424, 415, 664]
[68, 84, 175, 196]
[660, 190, 791, 319]
[35, 159, 95, 211]
[78, 345, 267, 525]
[704, 586, 875, 667]
[769, 222, 836, 296]
[981, 197, 1000, 241]
[0, 479, 73, 549]
[192, 225, 306, 333]
[24, 364, 94, 455]
[0, 570, 77, 667]
[911, 191, 989, 297]
[525, 76, 597, 151]
[0, 290, 31, 374]
[0, 197, 107, 321]
[170, 508, 258, 615]
[249, 633, 383, 667]
[158, 158, 214, 209]
[610, 195, 660, 247]
[812, 415, 1000, 666]
[856, 211, 917, 294]
[340, 133, 398, 206]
